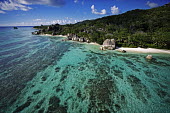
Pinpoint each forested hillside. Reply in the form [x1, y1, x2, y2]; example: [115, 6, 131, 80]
[34, 3, 170, 49]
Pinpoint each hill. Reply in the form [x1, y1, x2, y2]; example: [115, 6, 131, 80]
[34, 3, 170, 49]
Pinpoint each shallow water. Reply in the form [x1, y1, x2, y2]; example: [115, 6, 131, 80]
[0, 27, 170, 113]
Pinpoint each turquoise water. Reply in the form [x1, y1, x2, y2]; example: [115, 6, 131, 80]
[0, 27, 170, 113]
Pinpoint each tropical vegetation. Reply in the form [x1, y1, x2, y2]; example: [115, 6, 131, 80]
[34, 3, 170, 49]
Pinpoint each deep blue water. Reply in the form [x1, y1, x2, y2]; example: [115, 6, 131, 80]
[0, 27, 170, 113]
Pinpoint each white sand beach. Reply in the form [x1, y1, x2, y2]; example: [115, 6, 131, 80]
[116, 47, 170, 54]
[41, 34, 67, 38]
[88, 42, 100, 45]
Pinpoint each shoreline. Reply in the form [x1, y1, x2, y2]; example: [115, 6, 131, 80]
[69, 40, 100, 46]
[37, 34, 170, 54]
[116, 47, 170, 54]
[40, 34, 68, 38]
[84, 42, 100, 46]
[39, 34, 100, 45]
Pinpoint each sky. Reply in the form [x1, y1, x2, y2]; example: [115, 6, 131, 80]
[0, 0, 169, 26]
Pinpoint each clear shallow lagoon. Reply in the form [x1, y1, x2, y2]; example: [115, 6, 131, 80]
[0, 27, 170, 113]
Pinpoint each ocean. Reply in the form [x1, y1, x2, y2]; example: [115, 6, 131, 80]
[0, 26, 170, 113]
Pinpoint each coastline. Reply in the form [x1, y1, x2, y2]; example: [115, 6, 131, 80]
[39, 34, 68, 38]
[38, 34, 170, 54]
[84, 42, 100, 45]
[116, 47, 170, 54]
[39, 34, 100, 45]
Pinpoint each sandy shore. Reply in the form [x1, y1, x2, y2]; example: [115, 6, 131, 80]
[71, 41, 100, 46]
[39, 34, 101, 46]
[88, 42, 100, 45]
[116, 47, 170, 54]
[40, 34, 67, 38]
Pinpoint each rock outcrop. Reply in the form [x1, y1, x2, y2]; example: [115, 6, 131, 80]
[103, 39, 115, 46]
[72, 35, 79, 41]
[146, 55, 152, 60]
[100, 39, 116, 50]
[100, 46, 106, 50]
[67, 33, 89, 43]
[116, 49, 126, 53]
[32, 31, 40, 35]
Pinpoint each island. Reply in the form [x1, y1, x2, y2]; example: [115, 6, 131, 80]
[14, 27, 18, 29]
[32, 3, 170, 53]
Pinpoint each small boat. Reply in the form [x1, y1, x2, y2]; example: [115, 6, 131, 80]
[14, 27, 18, 29]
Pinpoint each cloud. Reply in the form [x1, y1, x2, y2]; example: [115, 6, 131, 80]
[17, 0, 66, 7]
[91, 5, 106, 15]
[111, 5, 120, 15]
[82, 1, 84, 5]
[74, 0, 78, 3]
[33, 19, 43, 21]
[146, 1, 158, 8]
[0, 0, 65, 13]
[0, 0, 32, 11]
[65, 17, 72, 20]
[0, 10, 6, 14]
[50, 19, 82, 24]
[74, 0, 85, 5]
[0, 18, 84, 26]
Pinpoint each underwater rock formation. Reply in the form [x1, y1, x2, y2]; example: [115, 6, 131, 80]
[85, 77, 126, 113]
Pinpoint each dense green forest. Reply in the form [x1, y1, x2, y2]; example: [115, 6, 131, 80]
[34, 3, 170, 49]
